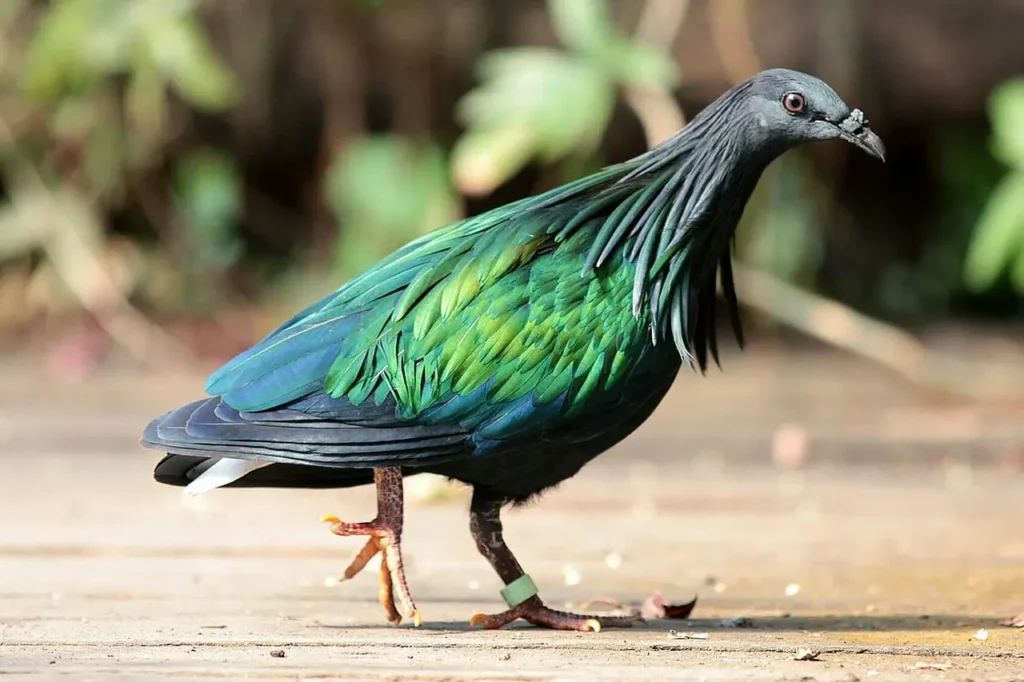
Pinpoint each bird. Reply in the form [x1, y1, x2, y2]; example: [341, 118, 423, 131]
[141, 69, 885, 632]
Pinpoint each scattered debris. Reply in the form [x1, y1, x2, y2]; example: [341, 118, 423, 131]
[794, 648, 821, 661]
[1001, 611, 1024, 627]
[772, 423, 810, 469]
[704, 576, 728, 593]
[785, 583, 801, 597]
[974, 628, 989, 641]
[910, 662, 951, 671]
[562, 565, 582, 586]
[269, 649, 286, 658]
[667, 630, 708, 640]
[500, 653, 511, 661]
[641, 593, 697, 620]
[721, 616, 753, 628]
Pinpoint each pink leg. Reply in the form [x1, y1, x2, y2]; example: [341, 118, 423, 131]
[468, 491, 642, 632]
[321, 467, 420, 627]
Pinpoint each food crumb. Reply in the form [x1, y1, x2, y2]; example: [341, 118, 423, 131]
[794, 648, 821, 661]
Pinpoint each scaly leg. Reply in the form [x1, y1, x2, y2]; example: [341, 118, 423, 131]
[467, 489, 642, 632]
[321, 467, 420, 627]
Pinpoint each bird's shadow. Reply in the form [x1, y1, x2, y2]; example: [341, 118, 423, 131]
[311, 610, 1009, 634]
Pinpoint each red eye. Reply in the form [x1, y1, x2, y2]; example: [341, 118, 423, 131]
[783, 92, 806, 114]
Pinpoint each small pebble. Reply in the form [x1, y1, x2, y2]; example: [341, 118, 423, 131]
[270, 649, 286, 658]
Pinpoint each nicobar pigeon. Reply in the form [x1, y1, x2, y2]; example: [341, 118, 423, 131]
[142, 69, 885, 631]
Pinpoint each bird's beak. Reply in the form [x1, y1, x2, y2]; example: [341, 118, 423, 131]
[834, 108, 886, 162]
[841, 126, 886, 162]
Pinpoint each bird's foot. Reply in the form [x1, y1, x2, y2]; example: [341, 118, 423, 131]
[469, 595, 642, 632]
[320, 514, 421, 627]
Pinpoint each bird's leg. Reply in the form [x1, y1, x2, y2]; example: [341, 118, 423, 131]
[467, 490, 642, 632]
[320, 467, 420, 627]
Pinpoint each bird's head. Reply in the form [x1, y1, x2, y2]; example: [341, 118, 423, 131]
[738, 68, 886, 162]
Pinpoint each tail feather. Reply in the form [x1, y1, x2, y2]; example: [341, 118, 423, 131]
[141, 396, 472, 471]
[184, 458, 271, 495]
[154, 454, 380, 490]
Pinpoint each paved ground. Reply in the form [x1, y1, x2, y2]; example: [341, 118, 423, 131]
[1, 350, 1022, 680]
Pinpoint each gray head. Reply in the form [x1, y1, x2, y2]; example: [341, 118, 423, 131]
[610, 69, 885, 369]
[727, 68, 886, 161]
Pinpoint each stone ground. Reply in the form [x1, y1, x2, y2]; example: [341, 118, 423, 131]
[1, 347, 1023, 680]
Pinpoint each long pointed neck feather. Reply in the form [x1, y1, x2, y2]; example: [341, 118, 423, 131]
[535, 80, 778, 372]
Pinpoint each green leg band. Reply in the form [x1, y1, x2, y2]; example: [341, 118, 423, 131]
[500, 574, 538, 608]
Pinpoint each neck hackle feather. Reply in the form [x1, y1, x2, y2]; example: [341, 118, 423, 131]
[530, 79, 763, 373]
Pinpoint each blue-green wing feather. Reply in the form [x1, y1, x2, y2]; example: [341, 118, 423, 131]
[150, 146, 741, 470]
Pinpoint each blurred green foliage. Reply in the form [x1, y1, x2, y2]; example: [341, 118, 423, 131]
[325, 136, 461, 281]
[736, 156, 824, 287]
[173, 148, 243, 269]
[451, 0, 677, 195]
[0, 0, 239, 318]
[963, 79, 1024, 294]
[0, 0, 1021, 341]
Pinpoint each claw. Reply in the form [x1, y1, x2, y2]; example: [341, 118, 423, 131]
[320, 514, 341, 525]
[470, 613, 488, 628]
[585, 619, 602, 633]
[411, 611, 423, 627]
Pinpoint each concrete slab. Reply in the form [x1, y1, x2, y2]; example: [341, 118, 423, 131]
[0, 354, 1022, 680]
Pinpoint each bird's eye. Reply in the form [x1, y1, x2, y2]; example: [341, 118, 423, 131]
[783, 92, 806, 114]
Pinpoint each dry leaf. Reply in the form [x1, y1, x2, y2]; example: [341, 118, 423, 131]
[642, 593, 697, 619]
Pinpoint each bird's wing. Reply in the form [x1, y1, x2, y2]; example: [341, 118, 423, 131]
[145, 165, 652, 469]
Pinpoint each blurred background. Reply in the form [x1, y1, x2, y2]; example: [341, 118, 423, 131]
[1, 0, 1023, 382]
